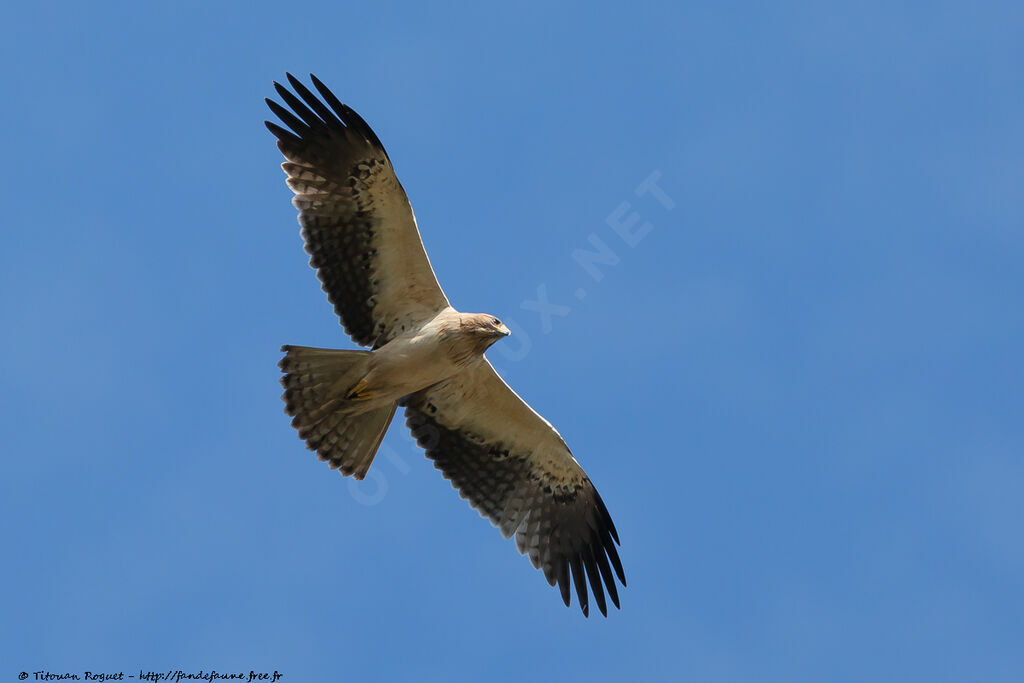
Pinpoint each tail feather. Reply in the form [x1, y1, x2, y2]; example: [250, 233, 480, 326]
[279, 344, 396, 479]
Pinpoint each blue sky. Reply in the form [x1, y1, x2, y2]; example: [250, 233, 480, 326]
[2, 1, 1022, 681]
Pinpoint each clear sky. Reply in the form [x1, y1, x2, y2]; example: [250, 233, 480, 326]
[2, 2, 1022, 681]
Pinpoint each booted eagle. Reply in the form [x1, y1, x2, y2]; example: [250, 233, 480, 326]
[266, 74, 626, 617]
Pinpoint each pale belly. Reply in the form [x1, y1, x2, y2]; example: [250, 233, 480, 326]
[359, 328, 473, 405]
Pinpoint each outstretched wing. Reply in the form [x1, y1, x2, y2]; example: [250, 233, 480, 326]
[266, 73, 450, 347]
[402, 361, 626, 617]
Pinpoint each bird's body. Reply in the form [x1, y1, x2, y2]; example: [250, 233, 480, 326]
[267, 74, 625, 617]
[296, 309, 509, 415]
[339, 311, 463, 409]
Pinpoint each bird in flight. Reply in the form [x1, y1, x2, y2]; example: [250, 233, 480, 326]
[265, 74, 626, 617]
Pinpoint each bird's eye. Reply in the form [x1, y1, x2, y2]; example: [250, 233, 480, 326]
[492, 317, 502, 326]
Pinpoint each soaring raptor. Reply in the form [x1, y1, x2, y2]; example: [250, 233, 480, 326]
[266, 74, 626, 616]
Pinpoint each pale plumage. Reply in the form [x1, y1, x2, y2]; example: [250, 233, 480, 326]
[267, 74, 625, 616]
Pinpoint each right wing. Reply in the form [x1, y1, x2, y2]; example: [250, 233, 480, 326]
[403, 360, 626, 617]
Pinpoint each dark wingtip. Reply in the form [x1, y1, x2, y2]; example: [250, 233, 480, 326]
[583, 549, 608, 617]
[557, 560, 571, 607]
[303, 74, 388, 158]
[266, 120, 294, 140]
[593, 545, 620, 609]
[264, 119, 300, 146]
[265, 98, 310, 136]
[570, 556, 589, 618]
[603, 530, 626, 586]
[284, 72, 342, 126]
[595, 491, 620, 545]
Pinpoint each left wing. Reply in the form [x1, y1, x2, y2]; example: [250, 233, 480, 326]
[265, 74, 451, 348]
[402, 361, 626, 617]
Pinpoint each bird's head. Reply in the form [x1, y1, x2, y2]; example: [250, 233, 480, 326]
[460, 313, 511, 350]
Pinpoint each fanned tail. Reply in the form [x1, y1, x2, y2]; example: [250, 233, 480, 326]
[279, 345, 396, 479]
